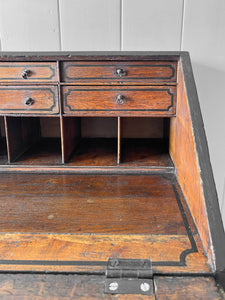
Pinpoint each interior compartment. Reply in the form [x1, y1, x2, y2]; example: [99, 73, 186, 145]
[5, 116, 62, 165]
[120, 117, 172, 167]
[0, 117, 8, 164]
[62, 117, 118, 166]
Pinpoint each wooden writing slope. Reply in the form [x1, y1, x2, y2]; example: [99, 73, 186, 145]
[0, 51, 224, 298]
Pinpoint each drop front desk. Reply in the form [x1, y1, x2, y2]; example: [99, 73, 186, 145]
[0, 51, 224, 299]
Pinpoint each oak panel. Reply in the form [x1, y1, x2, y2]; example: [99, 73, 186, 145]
[62, 61, 177, 84]
[0, 62, 57, 82]
[63, 86, 176, 116]
[0, 86, 59, 114]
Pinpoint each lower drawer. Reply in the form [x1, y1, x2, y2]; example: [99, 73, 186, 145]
[63, 86, 176, 116]
[0, 86, 59, 114]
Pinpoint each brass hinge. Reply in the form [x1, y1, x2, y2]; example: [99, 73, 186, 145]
[104, 258, 154, 295]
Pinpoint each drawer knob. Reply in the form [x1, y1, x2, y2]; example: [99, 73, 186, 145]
[22, 69, 31, 79]
[116, 95, 125, 105]
[115, 68, 127, 77]
[25, 97, 34, 106]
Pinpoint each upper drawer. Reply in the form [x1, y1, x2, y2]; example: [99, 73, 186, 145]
[62, 61, 177, 84]
[0, 62, 57, 82]
[63, 86, 176, 117]
[0, 86, 59, 115]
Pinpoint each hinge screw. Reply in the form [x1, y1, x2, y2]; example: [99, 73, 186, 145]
[109, 281, 119, 291]
[140, 282, 150, 292]
[110, 258, 119, 267]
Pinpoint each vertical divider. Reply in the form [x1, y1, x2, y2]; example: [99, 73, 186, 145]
[61, 116, 81, 164]
[117, 116, 121, 164]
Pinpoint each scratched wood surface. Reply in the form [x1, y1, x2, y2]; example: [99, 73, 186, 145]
[0, 173, 209, 273]
[0, 274, 223, 299]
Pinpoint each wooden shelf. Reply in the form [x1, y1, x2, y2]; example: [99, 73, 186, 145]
[67, 138, 117, 166]
[14, 138, 62, 165]
[121, 138, 172, 167]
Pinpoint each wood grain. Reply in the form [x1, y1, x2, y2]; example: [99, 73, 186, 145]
[0, 174, 186, 234]
[63, 86, 176, 117]
[0, 86, 59, 114]
[0, 62, 57, 82]
[169, 61, 213, 266]
[4, 117, 40, 163]
[0, 273, 223, 299]
[154, 276, 224, 299]
[62, 61, 177, 84]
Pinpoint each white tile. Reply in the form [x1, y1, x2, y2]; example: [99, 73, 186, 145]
[0, 0, 60, 51]
[182, 0, 225, 206]
[59, 0, 120, 51]
[122, 0, 183, 51]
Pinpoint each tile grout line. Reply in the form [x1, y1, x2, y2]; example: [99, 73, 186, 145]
[57, 0, 62, 51]
[180, 0, 186, 50]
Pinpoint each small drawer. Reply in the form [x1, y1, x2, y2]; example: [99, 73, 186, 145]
[63, 86, 176, 116]
[0, 62, 57, 82]
[0, 86, 59, 114]
[62, 61, 177, 84]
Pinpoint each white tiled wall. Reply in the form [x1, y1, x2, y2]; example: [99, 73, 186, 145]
[0, 0, 224, 226]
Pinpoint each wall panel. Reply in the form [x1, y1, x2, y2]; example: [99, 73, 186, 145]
[0, 0, 60, 51]
[122, 0, 183, 50]
[59, 0, 120, 51]
[182, 0, 225, 214]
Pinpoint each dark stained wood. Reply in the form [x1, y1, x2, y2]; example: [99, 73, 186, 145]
[62, 86, 176, 117]
[117, 116, 121, 164]
[14, 138, 62, 165]
[121, 139, 172, 167]
[0, 273, 156, 299]
[154, 276, 224, 300]
[169, 60, 213, 267]
[61, 117, 81, 163]
[0, 86, 59, 114]
[4, 117, 40, 163]
[0, 274, 223, 299]
[0, 174, 186, 235]
[0, 173, 210, 273]
[62, 61, 177, 84]
[67, 138, 117, 166]
[0, 62, 57, 82]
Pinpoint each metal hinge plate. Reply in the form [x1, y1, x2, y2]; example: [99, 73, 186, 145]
[104, 258, 154, 295]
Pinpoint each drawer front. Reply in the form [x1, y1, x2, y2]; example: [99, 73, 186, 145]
[63, 86, 176, 116]
[0, 62, 57, 82]
[0, 86, 59, 114]
[62, 61, 177, 84]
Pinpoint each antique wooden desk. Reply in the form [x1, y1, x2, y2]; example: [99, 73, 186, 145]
[0, 51, 224, 298]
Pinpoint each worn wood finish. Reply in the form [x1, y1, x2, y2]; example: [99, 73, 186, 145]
[154, 276, 224, 299]
[62, 61, 177, 84]
[0, 174, 186, 234]
[0, 173, 209, 273]
[14, 138, 62, 165]
[4, 117, 40, 163]
[67, 138, 117, 166]
[169, 60, 213, 266]
[0, 274, 223, 300]
[63, 86, 176, 117]
[0, 86, 59, 115]
[0, 273, 157, 299]
[0, 62, 57, 82]
[121, 139, 172, 167]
